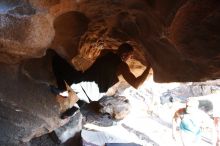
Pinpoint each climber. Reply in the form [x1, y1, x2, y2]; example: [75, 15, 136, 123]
[52, 43, 151, 119]
[52, 42, 151, 94]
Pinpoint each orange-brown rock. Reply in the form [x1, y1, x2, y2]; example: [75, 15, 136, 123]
[1, 0, 219, 81]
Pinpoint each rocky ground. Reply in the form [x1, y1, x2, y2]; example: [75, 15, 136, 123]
[81, 85, 213, 146]
[29, 78, 219, 146]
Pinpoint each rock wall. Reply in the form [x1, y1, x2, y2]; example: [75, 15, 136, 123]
[0, 52, 67, 145]
[1, 0, 220, 81]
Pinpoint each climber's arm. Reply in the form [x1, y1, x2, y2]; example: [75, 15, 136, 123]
[117, 62, 151, 89]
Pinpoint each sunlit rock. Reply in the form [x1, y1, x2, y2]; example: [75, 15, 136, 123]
[99, 95, 131, 120]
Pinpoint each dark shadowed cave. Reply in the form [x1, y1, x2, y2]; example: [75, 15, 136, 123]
[0, 0, 220, 146]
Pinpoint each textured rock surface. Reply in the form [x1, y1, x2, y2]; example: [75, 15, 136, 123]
[80, 101, 115, 127]
[0, 52, 66, 145]
[99, 96, 131, 120]
[0, 0, 220, 81]
[168, 0, 220, 81]
[0, 0, 55, 64]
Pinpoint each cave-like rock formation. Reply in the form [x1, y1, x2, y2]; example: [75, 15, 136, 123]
[0, 0, 220, 145]
[1, 0, 219, 81]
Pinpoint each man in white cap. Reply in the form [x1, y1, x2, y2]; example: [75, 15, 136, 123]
[177, 91, 220, 146]
[172, 98, 212, 146]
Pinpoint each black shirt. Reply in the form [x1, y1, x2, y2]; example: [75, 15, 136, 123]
[83, 52, 122, 92]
